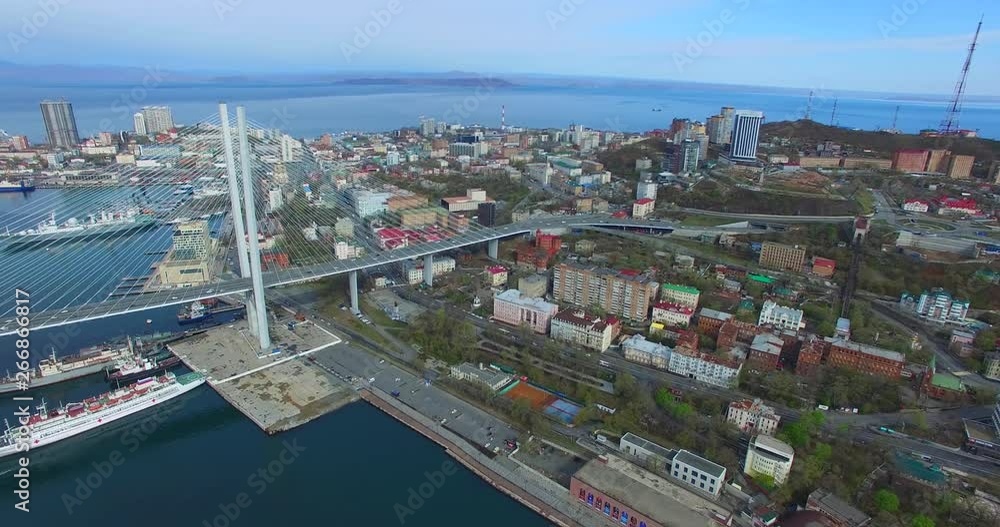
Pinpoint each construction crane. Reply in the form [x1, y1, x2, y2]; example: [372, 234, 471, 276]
[938, 16, 983, 135]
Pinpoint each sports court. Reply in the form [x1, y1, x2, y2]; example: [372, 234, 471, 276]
[500, 380, 582, 424]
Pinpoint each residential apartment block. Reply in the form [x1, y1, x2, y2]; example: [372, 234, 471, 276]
[651, 302, 694, 328]
[550, 308, 619, 352]
[552, 262, 659, 321]
[759, 242, 806, 272]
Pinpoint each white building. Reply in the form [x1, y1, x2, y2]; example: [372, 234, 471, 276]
[401, 256, 456, 285]
[670, 450, 727, 497]
[348, 188, 392, 218]
[334, 241, 363, 260]
[651, 302, 694, 328]
[727, 399, 781, 436]
[729, 110, 763, 161]
[913, 288, 969, 324]
[139, 106, 174, 134]
[636, 180, 657, 200]
[744, 434, 795, 486]
[268, 188, 284, 212]
[668, 350, 742, 388]
[902, 199, 930, 213]
[622, 334, 672, 370]
[550, 309, 617, 353]
[527, 163, 552, 186]
[133, 112, 147, 136]
[758, 300, 805, 331]
[660, 283, 701, 308]
[449, 363, 512, 391]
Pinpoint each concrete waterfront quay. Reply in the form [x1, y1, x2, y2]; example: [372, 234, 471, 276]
[170, 312, 355, 433]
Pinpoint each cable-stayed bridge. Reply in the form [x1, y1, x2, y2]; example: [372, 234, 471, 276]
[0, 104, 691, 342]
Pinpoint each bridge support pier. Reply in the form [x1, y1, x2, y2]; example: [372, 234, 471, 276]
[219, 102, 256, 338]
[423, 254, 434, 287]
[349, 271, 360, 315]
[488, 239, 498, 259]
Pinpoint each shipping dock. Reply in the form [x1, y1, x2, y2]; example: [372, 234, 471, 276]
[169, 307, 356, 434]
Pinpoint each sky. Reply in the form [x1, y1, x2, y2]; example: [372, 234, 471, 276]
[1, 0, 998, 96]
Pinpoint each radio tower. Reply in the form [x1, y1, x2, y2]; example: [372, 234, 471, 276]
[939, 16, 983, 135]
[501, 105, 506, 131]
[804, 90, 814, 120]
[829, 98, 839, 126]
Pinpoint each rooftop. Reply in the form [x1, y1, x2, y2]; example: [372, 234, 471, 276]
[494, 289, 558, 313]
[699, 308, 733, 322]
[573, 455, 730, 527]
[931, 372, 965, 392]
[825, 337, 905, 363]
[653, 302, 695, 315]
[662, 283, 700, 295]
[621, 432, 676, 461]
[751, 434, 795, 459]
[622, 334, 672, 358]
[674, 450, 727, 478]
[553, 308, 611, 331]
[635, 198, 655, 205]
[750, 333, 784, 356]
[808, 488, 871, 526]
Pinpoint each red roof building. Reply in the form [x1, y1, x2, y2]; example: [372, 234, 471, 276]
[811, 257, 836, 278]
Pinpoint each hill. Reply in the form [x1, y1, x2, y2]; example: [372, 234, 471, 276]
[762, 120, 1000, 168]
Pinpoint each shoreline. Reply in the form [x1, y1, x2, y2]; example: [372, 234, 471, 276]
[360, 389, 581, 527]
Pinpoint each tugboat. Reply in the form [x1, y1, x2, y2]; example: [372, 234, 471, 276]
[106, 348, 182, 384]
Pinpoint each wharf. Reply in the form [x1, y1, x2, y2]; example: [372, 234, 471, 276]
[170, 311, 357, 434]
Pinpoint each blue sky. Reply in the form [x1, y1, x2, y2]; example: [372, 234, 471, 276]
[2, 0, 998, 95]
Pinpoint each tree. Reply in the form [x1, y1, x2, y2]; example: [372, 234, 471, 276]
[615, 372, 638, 400]
[910, 514, 934, 527]
[780, 422, 810, 449]
[874, 489, 899, 513]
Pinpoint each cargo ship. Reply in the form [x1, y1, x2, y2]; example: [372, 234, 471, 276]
[0, 179, 34, 193]
[106, 349, 182, 384]
[177, 301, 211, 325]
[0, 371, 205, 459]
[0, 209, 158, 249]
[0, 341, 134, 394]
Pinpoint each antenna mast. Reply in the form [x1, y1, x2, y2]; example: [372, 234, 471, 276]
[829, 98, 839, 126]
[804, 90, 814, 120]
[891, 105, 900, 131]
[939, 16, 983, 135]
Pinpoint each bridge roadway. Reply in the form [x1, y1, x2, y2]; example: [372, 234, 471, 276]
[0, 215, 696, 335]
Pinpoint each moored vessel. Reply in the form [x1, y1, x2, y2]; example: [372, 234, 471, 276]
[0, 372, 206, 459]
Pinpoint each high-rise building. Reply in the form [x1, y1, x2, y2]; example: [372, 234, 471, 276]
[728, 110, 763, 161]
[891, 149, 930, 172]
[133, 112, 147, 136]
[720, 107, 735, 145]
[925, 149, 951, 173]
[636, 180, 657, 200]
[706, 115, 725, 144]
[139, 106, 174, 134]
[171, 220, 211, 261]
[40, 99, 80, 148]
[673, 140, 700, 174]
[947, 154, 974, 179]
[419, 117, 436, 136]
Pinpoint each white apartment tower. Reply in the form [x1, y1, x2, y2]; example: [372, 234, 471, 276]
[729, 110, 763, 161]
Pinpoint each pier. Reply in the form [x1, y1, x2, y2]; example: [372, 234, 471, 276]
[170, 308, 357, 434]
